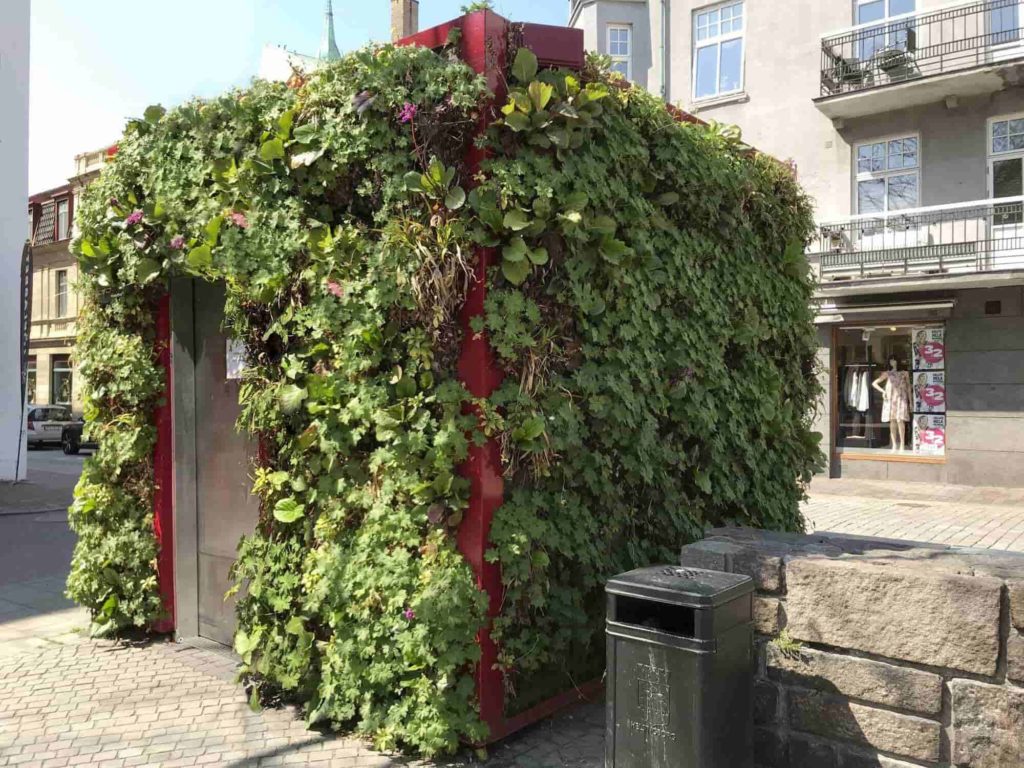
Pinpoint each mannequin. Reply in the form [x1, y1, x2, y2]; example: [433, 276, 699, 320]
[873, 356, 911, 451]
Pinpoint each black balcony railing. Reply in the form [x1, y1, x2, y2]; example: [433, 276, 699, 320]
[820, 0, 1024, 97]
[809, 198, 1024, 280]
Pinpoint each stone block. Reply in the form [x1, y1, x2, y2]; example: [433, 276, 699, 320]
[839, 750, 923, 768]
[1009, 632, 1024, 685]
[733, 549, 784, 593]
[951, 680, 1024, 768]
[754, 680, 779, 725]
[679, 540, 744, 573]
[679, 539, 783, 592]
[754, 727, 787, 768]
[754, 596, 781, 635]
[766, 645, 942, 715]
[790, 734, 837, 768]
[785, 557, 1002, 676]
[788, 688, 941, 762]
[1009, 580, 1024, 633]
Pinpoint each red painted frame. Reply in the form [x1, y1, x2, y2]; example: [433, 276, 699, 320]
[152, 294, 175, 634]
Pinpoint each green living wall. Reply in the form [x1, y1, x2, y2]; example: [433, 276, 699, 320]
[67, 35, 821, 756]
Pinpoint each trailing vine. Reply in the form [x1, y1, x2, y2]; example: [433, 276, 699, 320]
[68, 38, 820, 757]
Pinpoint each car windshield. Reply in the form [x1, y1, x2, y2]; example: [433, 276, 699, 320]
[36, 407, 72, 421]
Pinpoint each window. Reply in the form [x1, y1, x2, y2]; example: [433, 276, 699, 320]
[26, 356, 36, 404]
[55, 270, 68, 318]
[607, 25, 632, 79]
[51, 355, 72, 406]
[56, 198, 69, 241]
[988, 1, 1021, 46]
[835, 324, 945, 458]
[855, 135, 919, 214]
[988, 116, 1024, 225]
[693, 1, 744, 100]
[856, 0, 916, 61]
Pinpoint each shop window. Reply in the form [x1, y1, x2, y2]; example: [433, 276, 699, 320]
[835, 324, 945, 457]
[51, 355, 73, 406]
[26, 356, 36, 404]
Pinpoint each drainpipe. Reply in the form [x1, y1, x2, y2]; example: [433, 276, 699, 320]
[660, 0, 668, 100]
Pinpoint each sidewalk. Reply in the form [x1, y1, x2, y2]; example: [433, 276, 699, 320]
[804, 477, 1024, 552]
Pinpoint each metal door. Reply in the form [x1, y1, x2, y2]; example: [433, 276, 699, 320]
[191, 280, 259, 645]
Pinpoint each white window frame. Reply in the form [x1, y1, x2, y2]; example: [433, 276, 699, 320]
[854, 0, 916, 62]
[607, 24, 632, 80]
[55, 269, 68, 318]
[692, 1, 745, 102]
[56, 198, 69, 241]
[986, 113, 1024, 229]
[853, 132, 921, 215]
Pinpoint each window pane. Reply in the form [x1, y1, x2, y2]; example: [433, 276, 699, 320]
[889, 0, 915, 16]
[695, 45, 719, 98]
[610, 60, 629, 77]
[888, 174, 918, 209]
[858, 178, 886, 213]
[858, 1, 885, 24]
[1011, 118, 1024, 134]
[994, 120, 1009, 137]
[993, 158, 1023, 198]
[719, 38, 742, 92]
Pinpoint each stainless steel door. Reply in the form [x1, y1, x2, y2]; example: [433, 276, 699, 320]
[192, 281, 259, 645]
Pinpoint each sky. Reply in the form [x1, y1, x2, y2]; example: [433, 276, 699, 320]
[29, 0, 568, 193]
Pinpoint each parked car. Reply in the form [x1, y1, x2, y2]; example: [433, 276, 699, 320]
[26, 404, 77, 448]
[60, 419, 97, 455]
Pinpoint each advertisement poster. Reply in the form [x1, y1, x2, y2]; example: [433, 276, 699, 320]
[913, 327, 945, 371]
[226, 338, 246, 380]
[913, 414, 946, 455]
[914, 371, 946, 413]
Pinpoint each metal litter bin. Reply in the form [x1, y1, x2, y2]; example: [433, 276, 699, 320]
[605, 565, 755, 767]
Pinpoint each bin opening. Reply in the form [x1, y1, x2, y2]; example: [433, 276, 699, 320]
[613, 595, 695, 637]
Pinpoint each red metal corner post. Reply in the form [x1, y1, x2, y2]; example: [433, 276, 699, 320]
[152, 292, 175, 633]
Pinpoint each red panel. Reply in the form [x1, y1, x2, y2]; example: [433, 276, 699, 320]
[520, 23, 585, 70]
[151, 293, 175, 634]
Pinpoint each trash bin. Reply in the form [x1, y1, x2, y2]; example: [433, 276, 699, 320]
[605, 565, 755, 767]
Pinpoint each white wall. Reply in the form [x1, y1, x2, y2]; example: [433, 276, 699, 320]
[0, 0, 31, 481]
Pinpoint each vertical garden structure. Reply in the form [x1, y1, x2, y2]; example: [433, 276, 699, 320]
[68, 9, 821, 757]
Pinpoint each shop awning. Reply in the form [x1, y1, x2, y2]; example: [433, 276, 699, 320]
[814, 299, 956, 324]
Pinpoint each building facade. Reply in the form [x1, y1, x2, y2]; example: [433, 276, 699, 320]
[25, 148, 108, 415]
[572, 0, 1024, 487]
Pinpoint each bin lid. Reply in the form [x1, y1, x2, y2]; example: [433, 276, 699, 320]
[606, 565, 754, 608]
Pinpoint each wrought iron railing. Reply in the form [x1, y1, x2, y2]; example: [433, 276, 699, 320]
[809, 197, 1024, 279]
[820, 0, 1024, 97]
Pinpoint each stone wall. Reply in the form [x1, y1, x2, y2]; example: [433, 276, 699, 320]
[680, 528, 1024, 768]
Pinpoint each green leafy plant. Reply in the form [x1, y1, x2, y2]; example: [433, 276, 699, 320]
[68, 38, 820, 756]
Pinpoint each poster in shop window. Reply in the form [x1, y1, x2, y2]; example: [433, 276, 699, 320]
[914, 414, 946, 455]
[912, 327, 945, 371]
[913, 371, 946, 413]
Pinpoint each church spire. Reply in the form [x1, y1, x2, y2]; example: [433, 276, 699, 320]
[319, 0, 341, 61]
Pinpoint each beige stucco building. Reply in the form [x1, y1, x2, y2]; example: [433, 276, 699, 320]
[574, 0, 1024, 487]
[26, 148, 108, 414]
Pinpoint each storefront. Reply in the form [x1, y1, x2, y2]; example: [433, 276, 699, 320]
[816, 287, 1024, 487]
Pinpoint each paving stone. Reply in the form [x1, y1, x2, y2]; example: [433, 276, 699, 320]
[787, 688, 941, 762]
[951, 679, 1024, 768]
[766, 644, 942, 715]
[785, 556, 1003, 676]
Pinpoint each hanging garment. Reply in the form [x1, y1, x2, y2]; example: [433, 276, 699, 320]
[856, 370, 870, 412]
[882, 370, 911, 423]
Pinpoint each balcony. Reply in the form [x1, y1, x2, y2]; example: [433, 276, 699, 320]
[809, 197, 1024, 288]
[817, 0, 1024, 119]
[31, 316, 77, 344]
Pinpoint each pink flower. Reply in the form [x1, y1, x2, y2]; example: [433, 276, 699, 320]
[403, 608, 416, 621]
[169, 235, 185, 251]
[125, 210, 144, 226]
[229, 211, 249, 229]
[326, 280, 344, 299]
[398, 102, 418, 124]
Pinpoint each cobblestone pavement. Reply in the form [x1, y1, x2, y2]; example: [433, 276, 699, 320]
[0, 637, 603, 768]
[804, 477, 1024, 552]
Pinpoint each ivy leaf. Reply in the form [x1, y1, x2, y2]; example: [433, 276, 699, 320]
[503, 210, 531, 232]
[279, 384, 308, 414]
[144, 105, 166, 124]
[502, 237, 530, 263]
[564, 191, 588, 212]
[186, 244, 212, 270]
[135, 258, 161, 284]
[273, 498, 305, 523]
[528, 247, 549, 266]
[445, 186, 466, 211]
[590, 215, 617, 236]
[501, 258, 531, 285]
[599, 236, 629, 264]
[528, 81, 554, 111]
[277, 108, 296, 139]
[511, 48, 539, 83]
[404, 171, 425, 192]
[259, 138, 285, 162]
[656, 191, 680, 206]
[205, 216, 224, 245]
[396, 375, 417, 399]
[292, 123, 317, 143]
